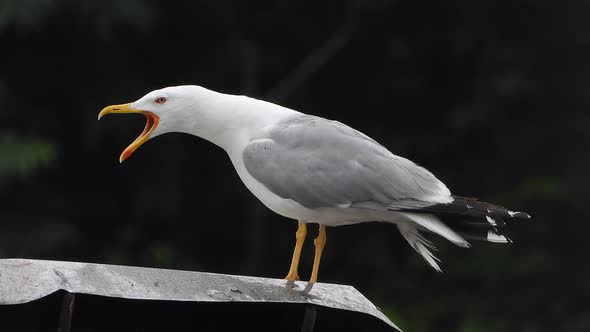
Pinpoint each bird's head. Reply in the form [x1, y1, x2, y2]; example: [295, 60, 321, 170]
[98, 86, 210, 162]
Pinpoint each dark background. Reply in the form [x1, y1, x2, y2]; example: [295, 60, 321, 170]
[0, 0, 588, 331]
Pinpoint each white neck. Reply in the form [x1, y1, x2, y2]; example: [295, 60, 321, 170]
[163, 88, 299, 152]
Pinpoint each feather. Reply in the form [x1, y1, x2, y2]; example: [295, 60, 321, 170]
[399, 196, 530, 244]
[398, 223, 442, 272]
[400, 212, 470, 248]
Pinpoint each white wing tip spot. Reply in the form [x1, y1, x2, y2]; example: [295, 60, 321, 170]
[508, 210, 531, 219]
[487, 230, 511, 243]
[486, 215, 497, 226]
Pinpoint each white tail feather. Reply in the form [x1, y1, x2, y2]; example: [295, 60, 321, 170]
[400, 212, 470, 248]
[398, 222, 442, 272]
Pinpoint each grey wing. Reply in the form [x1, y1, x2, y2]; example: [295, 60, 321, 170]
[242, 115, 452, 210]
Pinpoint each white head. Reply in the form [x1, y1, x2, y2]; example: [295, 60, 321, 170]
[99, 85, 296, 162]
[98, 85, 216, 162]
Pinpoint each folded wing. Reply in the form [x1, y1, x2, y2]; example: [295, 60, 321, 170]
[243, 114, 453, 211]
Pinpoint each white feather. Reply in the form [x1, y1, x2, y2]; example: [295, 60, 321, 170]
[400, 212, 470, 248]
[486, 215, 497, 226]
[398, 223, 442, 272]
[487, 230, 510, 243]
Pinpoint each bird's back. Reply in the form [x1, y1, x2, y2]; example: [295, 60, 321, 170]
[243, 114, 453, 212]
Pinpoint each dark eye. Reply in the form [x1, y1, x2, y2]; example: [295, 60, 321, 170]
[155, 97, 167, 104]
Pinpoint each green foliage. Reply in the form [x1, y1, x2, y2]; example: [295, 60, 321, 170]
[0, 0, 61, 29]
[0, 0, 153, 33]
[0, 134, 56, 179]
[517, 176, 564, 199]
[458, 318, 508, 332]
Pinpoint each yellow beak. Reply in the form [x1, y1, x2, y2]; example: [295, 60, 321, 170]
[98, 103, 160, 163]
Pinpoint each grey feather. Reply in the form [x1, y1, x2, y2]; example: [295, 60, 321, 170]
[242, 115, 451, 210]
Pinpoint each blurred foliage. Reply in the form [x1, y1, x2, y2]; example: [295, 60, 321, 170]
[0, 0, 588, 331]
[0, 0, 60, 29]
[0, 0, 153, 32]
[0, 134, 56, 179]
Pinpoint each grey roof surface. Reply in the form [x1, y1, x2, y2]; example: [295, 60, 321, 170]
[0, 259, 400, 331]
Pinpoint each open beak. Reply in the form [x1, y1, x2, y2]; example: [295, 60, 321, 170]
[98, 103, 159, 163]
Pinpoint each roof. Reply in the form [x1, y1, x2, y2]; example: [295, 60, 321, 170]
[0, 259, 401, 331]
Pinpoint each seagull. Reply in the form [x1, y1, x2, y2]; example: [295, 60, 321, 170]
[98, 85, 530, 285]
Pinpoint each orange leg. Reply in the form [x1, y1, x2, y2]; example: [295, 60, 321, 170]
[285, 221, 307, 282]
[309, 224, 327, 284]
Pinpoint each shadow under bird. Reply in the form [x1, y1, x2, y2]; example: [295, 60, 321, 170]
[98, 85, 531, 287]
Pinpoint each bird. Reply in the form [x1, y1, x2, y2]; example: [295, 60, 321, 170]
[98, 85, 530, 286]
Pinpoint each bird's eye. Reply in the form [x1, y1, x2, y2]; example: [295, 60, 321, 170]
[155, 97, 167, 104]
